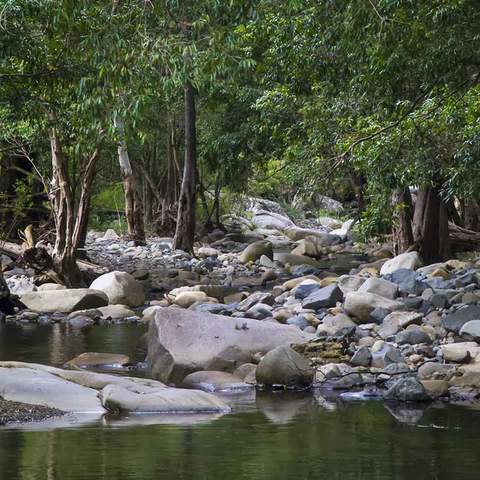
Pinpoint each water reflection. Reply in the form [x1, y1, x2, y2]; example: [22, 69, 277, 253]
[0, 323, 147, 367]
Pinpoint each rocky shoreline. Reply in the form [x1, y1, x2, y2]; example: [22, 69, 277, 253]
[1, 203, 480, 421]
[0, 397, 64, 426]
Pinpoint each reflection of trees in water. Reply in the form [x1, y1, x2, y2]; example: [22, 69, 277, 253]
[48, 324, 86, 367]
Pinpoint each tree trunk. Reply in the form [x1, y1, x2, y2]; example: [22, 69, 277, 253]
[412, 186, 451, 264]
[173, 82, 197, 251]
[463, 199, 480, 231]
[350, 172, 367, 213]
[49, 125, 83, 286]
[392, 187, 414, 254]
[113, 114, 145, 245]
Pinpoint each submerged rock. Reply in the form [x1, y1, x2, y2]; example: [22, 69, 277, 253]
[181, 371, 253, 393]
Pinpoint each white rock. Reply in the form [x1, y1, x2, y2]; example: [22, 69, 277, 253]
[90, 271, 145, 307]
[380, 251, 422, 275]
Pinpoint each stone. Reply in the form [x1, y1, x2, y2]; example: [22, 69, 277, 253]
[286, 315, 310, 330]
[6, 275, 36, 296]
[370, 343, 404, 369]
[380, 251, 422, 276]
[147, 308, 314, 383]
[369, 307, 392, 324]
[417, 362, 456, 381]
[66, 352, 130, 370]
[98, 305, 136, 319]
[256, 345, 313, 388]
[344, 292, 406, 323]
[196, 246, 220, 258]
[102, 229, 119, 240]
[174, 291, 209, 308]
[37, 283, 66, 291]
[350, 346, 372, 367]
[395, 329, 432, 345]
[239, 240, 273, 263]
[237, 291, 274, 311]
[243, 303, 273, 320]
[90, 271, 145, 307]
[293, 282, 321, 300]
[99, 384, 230, 413]
[180, 371, 253, 393]
[384, 377, 430, 402]
[316, 314, 356, 337]
[141, 306, 163, 323]
[20, 289, 108, 313]
[443, 305, 480, 333]
[282, 275, 320, 291]
[302, 284, 343, 310]
[338, 275, 366, 294]
[384, 269, 425, 296]
[0, 366, 105, 413]
[330, 219, 355, 238]
[460, 320, 480, 342]
[233, 363, 257, 384]
[273, 252, 322, 268]
[251, 211, 294, 230]
[358, 277, 398, 300]
[448, 363, 480, 388]
[420, 380, 449, 398]
[68, 315, 95, 328]
[440, 342, 480, 363]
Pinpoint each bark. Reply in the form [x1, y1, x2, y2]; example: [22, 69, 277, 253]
[463, 199, 480, 231]
[113, 114, 145, 245]
[392, 187, 414, 254]
[48, 116, 100, 287]
[173, 82, 197, 251]
[350, 172, 367, 213]
[412, 186, 451, 264]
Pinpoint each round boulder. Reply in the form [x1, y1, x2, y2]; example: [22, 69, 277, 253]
[90, 271, 145, 307]
[256, 345, 313, 388]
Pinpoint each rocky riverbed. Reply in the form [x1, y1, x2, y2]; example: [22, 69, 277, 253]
[1, 204, 480, 422]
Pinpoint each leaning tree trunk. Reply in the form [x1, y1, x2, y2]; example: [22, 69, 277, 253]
[173, 82, 197, 252]
[113, 114, 145, 245]
[412, 186, 451, 264]
[49, 126, 84, 287]
[392, 187, 414, 255]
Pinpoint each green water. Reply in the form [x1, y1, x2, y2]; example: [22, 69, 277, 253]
[1, 398, 480, 480]
[1, 323, 480, 479]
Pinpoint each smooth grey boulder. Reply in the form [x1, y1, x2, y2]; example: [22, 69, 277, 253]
[358, 277, 398, 300]
[239, 240, 273, 263]
[371, 343, 405, 369]
[147, 308, 314, 383]
[273, 252, 322, 268]
[99, 384, 231, 413]
[20, 289, 108, 313]
[443, 305, 480, 333]
[302, 284, 343, 310]
[256, 345, 313, 388]
[90, 271, 145, 307]
[180, 371, 253, 393]
[460, 320, 480, 342]
[0, 367, 105, 413]
[344, 292, 406, 323]
[384, 377, 430, 402]
[350, 346, 372, 367]
[395, 329, 432, 345]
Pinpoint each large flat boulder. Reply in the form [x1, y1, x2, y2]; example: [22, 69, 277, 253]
[20, 288, 108, 313]
[99, 384, 230, 413]
[147, 307, 314, 384]
[0, 366, 105, 413]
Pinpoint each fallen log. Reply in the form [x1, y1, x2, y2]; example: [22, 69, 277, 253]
[448, 222, 480, 250]
[0, 240, 107, 280]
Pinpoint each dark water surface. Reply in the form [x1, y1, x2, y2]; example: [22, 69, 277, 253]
[1, 323, 480, 480]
